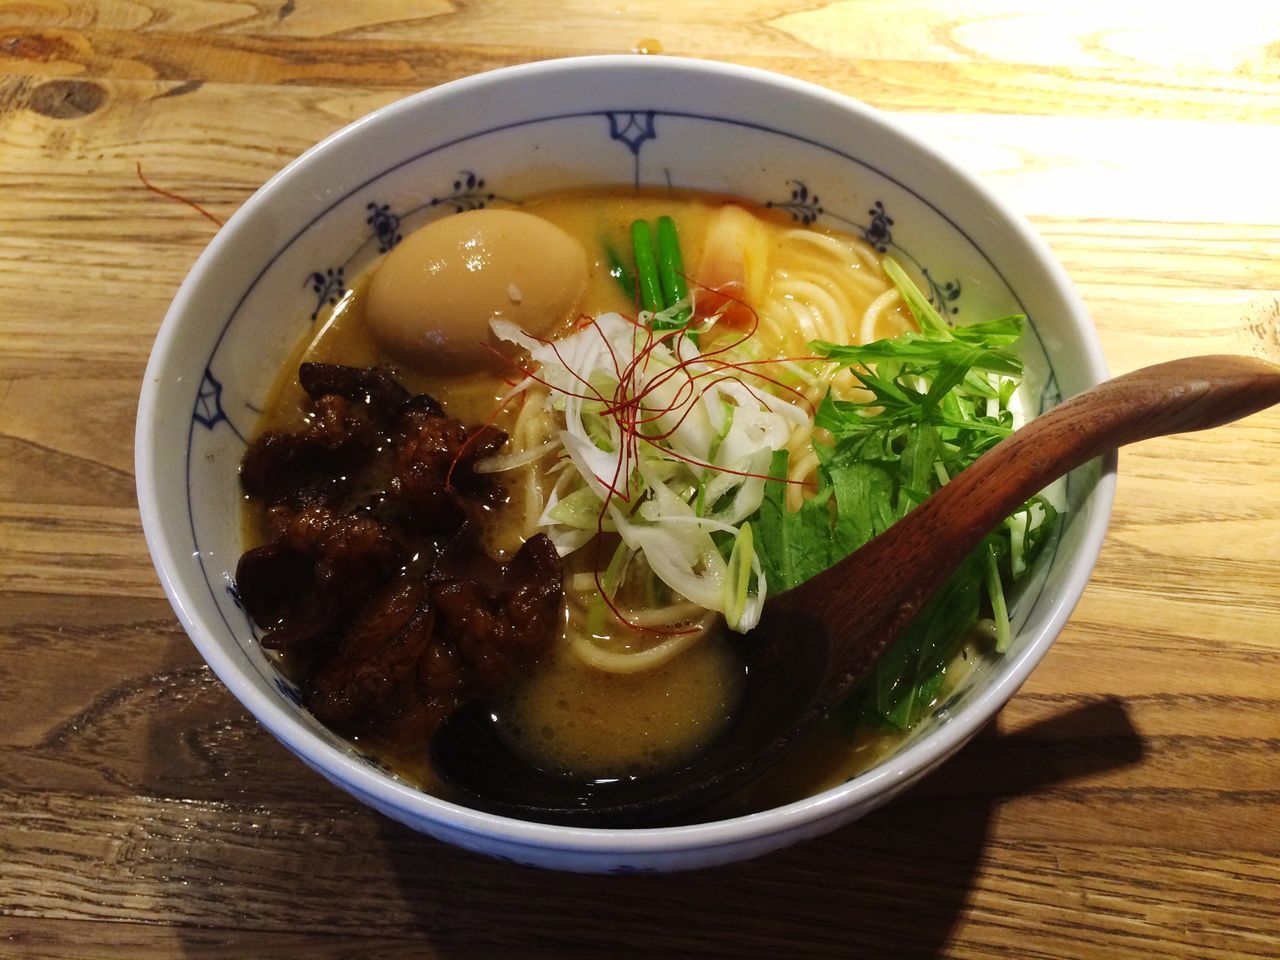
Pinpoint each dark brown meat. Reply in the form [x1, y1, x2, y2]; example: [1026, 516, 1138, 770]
[462, 424, 509, 465]
[299, 362, 415, 425]
[236, 365, 564, 754]
[389, 402, 509, 528]
[240, 394, 376, 508]
[432, 533, 563, 692]
[308, 578, 450, 740]
[390, 401, 472, 529]
[234, 505, 401, 649]
[306, 533, 562, 745]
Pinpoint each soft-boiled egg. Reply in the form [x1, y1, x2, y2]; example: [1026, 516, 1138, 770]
[365, 209, 588, 373]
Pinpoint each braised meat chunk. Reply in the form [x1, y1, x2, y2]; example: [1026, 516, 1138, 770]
[298, 362, 412, 425]
[307, 532, 562, 746]
[308, 577, 447, 742]
[390, 398, 509, 530]
[240, 394, 377, 508]
[235, 364, 563, 754]
[432, 532, 563, 692]
[235, 505, 401, 648]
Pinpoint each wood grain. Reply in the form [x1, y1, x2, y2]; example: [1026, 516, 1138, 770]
[1, 1, 1278, 957]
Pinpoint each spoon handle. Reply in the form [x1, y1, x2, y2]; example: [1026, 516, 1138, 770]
[790, 354, 1280, 687]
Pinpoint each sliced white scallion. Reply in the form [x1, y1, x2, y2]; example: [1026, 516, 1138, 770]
[493, 313, 804, 633]
[473, 438, 560, 474]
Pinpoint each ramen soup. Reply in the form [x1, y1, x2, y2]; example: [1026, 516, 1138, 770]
[236, 189, 1052, 816]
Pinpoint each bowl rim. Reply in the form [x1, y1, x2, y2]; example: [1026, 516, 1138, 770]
[136, 53, 1115, 858]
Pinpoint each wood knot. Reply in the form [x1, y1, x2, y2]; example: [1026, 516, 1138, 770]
[0, 30, 76, 63]
[29, 78, 105, 120]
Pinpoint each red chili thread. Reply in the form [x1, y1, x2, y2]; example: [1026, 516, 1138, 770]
[444, 387, 524, 489]
[136, 162, 223, 228]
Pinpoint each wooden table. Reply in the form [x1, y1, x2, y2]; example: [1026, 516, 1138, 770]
[3, 3, 1278, 957]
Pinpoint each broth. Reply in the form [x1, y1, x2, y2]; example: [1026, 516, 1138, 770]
[493, 621, 745, 779]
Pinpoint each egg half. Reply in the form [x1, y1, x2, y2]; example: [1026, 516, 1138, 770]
[366, 209, 589, 373]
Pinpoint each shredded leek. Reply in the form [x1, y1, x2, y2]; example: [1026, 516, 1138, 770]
[493, 312, 799, 632]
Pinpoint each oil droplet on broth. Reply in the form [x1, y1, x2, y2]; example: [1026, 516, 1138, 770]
[493, 632, 745, 779]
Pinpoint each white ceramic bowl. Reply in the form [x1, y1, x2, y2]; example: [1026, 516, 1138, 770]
[136, 55, 1113, 873]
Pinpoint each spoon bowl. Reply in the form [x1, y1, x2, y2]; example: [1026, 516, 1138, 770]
[431, 354, 1280, 826]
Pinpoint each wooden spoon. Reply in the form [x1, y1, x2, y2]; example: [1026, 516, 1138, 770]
[429, 355, 1280, 826]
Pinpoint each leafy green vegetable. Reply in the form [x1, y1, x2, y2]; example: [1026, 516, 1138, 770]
[747, 257, 1060, 732]
[755, 451, 845, 588]
[883, 256, 951, 338]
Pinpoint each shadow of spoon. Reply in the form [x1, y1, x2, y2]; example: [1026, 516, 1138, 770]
[430, 354, 1280, 827]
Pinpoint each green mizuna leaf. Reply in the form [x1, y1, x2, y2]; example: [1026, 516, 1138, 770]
[748, 258, 1060, 732]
